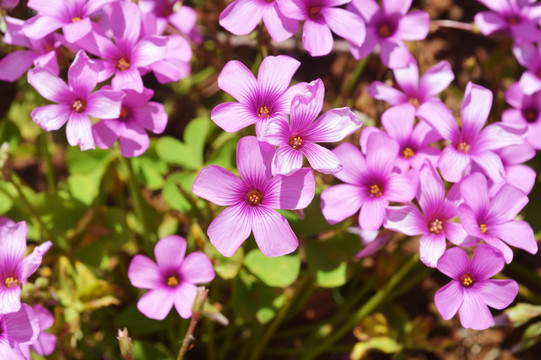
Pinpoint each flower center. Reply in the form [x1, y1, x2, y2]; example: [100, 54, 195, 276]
[369, 184, 384, 198]
[459, 273, 474, 287]
[4, 277, 19, 288]
[45, 43, 55, 52]
[167, 275, 179, 288]
[72, 99, 87, 113]
[479, 223, 487, 234]
[402, 147, 415, 159]
[257, 106, 271, 118]
[506, 15, 520, 25]
[247, 190, 263, 206]
[429, 219, 443, 234]
[119, 106, 129, 120]
[307, 6, 320, 19]
[289, 136, 303, 150]
[72, 17, 81, 23]
[408, 97, 420, 108]
[117, 58, 130, 72]
[457, 142, 470, 154]
[377, 23, 393, 38]
[523, 108, 538, 123]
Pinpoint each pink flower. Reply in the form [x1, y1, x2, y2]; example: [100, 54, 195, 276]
[502, 82, 541, 148]
[193, 136, 315, 257]
[128, 235, 215, 320]
[92, 87, 168, 157]
[259, 78, 362, 175]
[277, 0, 366, 56]
[347, 0, 429, 68]
[0, 304, 40, 359]
[321, 132, 416, 230]
[220, 0, 299, 42]
[28, 50, 125, 150]
[512, 42, 541, 95]
[435, 245, 518, 330]
[417, 82, 525, 183]
[211, 55, 306, 135]
[458, 172, 537, 263]
[20, 304, 56, 358]
[0, 221, 52, 314]
[23, 0, 121, 43]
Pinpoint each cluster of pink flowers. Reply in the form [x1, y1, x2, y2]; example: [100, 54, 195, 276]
[0, 0, 197, 157]
[0, 219, 55, 359]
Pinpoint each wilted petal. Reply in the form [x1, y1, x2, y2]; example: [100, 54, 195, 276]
[181, 252, 215, 284]
[475, 279, 518, 309]
[128, 255, 162, 289]
[459, 291, 494, 330]
[321, 184, 364, 224]
[154, 235, 186, 272]
[193, 165, 244, 206]
[434, 281, 464, 320]
[251, 206, 298, 257]
[207, 203, 251, 257]
[137, 287, 174, 320]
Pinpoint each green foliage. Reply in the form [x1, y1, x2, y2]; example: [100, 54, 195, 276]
[244, 249, 301, 288]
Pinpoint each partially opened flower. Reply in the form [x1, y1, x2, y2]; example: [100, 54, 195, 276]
[435, 245, 519, 330]
[276, 0, 365, 56]
[20, 304, 56, 358]
[28, 50, 125, 150]
[259, 78, 362, 175]
[0, 221, 52, 314]
[320, 132, 415, 230]
[92, 87, 168, 157]
[211, 55, 306, 135]
[0, 304, 40, 359]
[128, 235, 215, 320]
[220, 0, 299, 42]
[502, 82, 541, 149]
[193, 136, 315, 257]
[458, 172, 537, 263]
[347, 0, 429, 68]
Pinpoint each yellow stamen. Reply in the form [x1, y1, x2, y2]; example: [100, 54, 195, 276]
[308, 6, 320, 19]
[370, 184, 383, 198]
[457, 142, 470, 153]
[72, 17, 81, 23]
[289, 136, 303, 150]
[402, 147, 415, 159]
[257, 106, 270, 118]
[72, 99, 87, 113]
[119, 106, 129, 120]
[429, 219, 443, 234]
[247, 190, 263, 206]
[460, 273, 474, 287]
[167, 276, 179, 288]
[5, 277, 19, 288]
[117, 58, 130, 72]
[479, 223, 487, 234]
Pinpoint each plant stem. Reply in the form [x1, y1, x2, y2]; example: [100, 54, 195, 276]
[432, 19, 474, 32]
[299, 254, 420, 360]
[177, 288, 209, 360]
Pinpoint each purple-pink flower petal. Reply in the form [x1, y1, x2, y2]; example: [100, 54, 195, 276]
[251, 206, 298, 257]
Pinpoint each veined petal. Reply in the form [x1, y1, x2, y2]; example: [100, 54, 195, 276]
[258, 55, 301, 103]
[137, 287, 174, 320]
[444, 221, 469, 246]
[461, 82, 493, 140]
[359, 198, 387, 230]
[434, 281, 464, 320]
[367, 81, 408, 105]
[474, 11, 507, 36]
[459, 291, 494, 330]
[265, 168, 315, 209]
[322, 7, 366, 47]
[128, 255, 162, 289]
[250, 206, 298, 257]
[437, 246, 470, 279]
[279, 82, 310, 115]
[420, 233, 447, 267]
[22, 15, 64, 40]
[321, 184, 365, 224]
[289, 79, 324, 133]
[112, 69, 144, 93]
[173, 282, 198, 319]
[395, 10, 429, 40]
[0, 287, 22, 314]
[437, 146, 470, 183]
[470, 151, 505, 183]
[483, 235, 514, 264]
[193, 165, 244, 206]
[68, 50, 99, 98]
[488, 184, 528, 223]
[86, 90, 124, 119]
[109, 1, 140, 47]
[302, 143, 342, 174]
[420, 60, 454, 98]
[417, 100, 460, 141]
[211, 102, 257, 133]
[489, 220, 538, 255]
[131, 36, 167, 67]
[393, 61, 419, 96]
[66, 112, 95, 150]
[304, 107, 362, 143]
[0, 50, 36, 82]
[302, 20, 333, 57]
[332, 142, 366, 184]
[27, 67, 71, 103]
[475, 279, 518, 309]
[237, 136, 274, 188]
[20, 241, 52, 282]
[30, 104, 71, 132]
[262, 3, 299, 42]
[217, 60, 258, 104]
[258, 116, 290, 147]
[365, 132, 399, 175]
[132, 102, 168, 134]
[418, 162, 445, 213]
[384, 205, 426, 236]
[381, 104, 415, 142]
[27, 0, 67, 15]
[181, 252, 215, 284]
[271, 146, 304, 176]
[470, 244, 505, 280]
[219, 0, 265, 36]
[207, 203, 252, 257]
[3, 304, 39, 344]
[385, 174, 415, 202]
[380, 39, 412, 69]
[63, 17, 92, 43]
[475, 123, 527, 152]
[382, 0, 412, 15]
[118, 123, 149, 158]
[154, 235, 186, 273]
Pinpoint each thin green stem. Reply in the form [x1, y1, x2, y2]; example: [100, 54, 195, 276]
[299, 254, 420, 360]
[177, 288, 209, 360]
